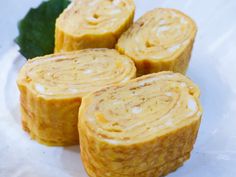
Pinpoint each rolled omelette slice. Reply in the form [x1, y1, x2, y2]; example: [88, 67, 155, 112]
[116, 8, 197, 76]
[55, 0, 135, 52]
[17, 49, 136, 146]
[79, 71, 202, 177]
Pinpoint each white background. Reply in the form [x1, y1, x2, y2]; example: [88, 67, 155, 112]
[1, 0, 236, 177]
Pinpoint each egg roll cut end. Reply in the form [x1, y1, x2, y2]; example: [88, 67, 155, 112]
[116, 8, 197, 75]
[55, 0, 135, 52]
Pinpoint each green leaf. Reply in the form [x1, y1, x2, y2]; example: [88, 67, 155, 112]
[15, 0, 70, 59]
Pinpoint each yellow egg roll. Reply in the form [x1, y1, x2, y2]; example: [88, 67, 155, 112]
[79, 71, 202, 177]
[17, 49, 136, 146]
[55, 0, 135, 52]
[116, 8, 197, 75]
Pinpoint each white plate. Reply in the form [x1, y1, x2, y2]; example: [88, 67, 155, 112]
[1, 0, 236, 177]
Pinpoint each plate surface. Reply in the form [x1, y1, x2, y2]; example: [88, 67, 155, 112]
[1, 0, 236, 177]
